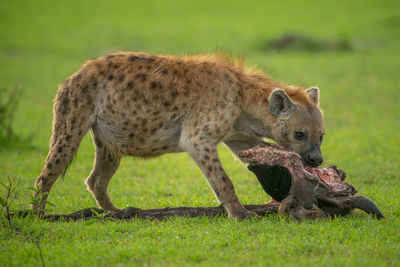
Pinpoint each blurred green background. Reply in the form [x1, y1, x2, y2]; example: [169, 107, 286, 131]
[1, 0, 399, 266]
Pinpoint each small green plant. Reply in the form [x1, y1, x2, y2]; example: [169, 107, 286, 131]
[87, 208, 111, 224]
[0, 176, 20, 232]
[27, 185, 56, 212]
[0, 176, 47, 267]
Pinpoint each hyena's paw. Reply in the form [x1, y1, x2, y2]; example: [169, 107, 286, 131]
[29, 204, 46, 217]
[29, 197, 47, 214]
[227, 206, 258, 220]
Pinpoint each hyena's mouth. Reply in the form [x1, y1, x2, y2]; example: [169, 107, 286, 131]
[301, 155, 323, 168]
[303, 159, 319, 168]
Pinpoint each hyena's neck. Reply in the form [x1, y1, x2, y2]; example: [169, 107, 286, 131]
[232, 112, 274, 139]
[234, 72, 283, 136]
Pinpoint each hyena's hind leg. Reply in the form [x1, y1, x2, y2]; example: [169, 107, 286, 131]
[85, 131, 121, 210]
[31, 81, 95, 212]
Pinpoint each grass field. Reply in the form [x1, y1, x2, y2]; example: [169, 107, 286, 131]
[1, 0, 400, 266]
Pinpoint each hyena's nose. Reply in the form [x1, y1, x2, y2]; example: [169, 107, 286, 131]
[307, 153, 323, 167]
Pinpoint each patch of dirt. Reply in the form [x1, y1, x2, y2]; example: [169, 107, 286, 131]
[382, 15, 400, 27]
[263, 33, 352, 52]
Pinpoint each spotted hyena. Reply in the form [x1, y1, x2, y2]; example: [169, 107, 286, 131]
[31, 52, 324, 219]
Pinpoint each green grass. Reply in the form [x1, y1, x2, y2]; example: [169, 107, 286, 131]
[1, 0, 400, 266]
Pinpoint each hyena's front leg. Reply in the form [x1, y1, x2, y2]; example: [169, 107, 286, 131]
[181, 134, 257, 220]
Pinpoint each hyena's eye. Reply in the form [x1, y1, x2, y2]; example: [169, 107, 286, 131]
[320, 134, 325, 142]
[294, 131, 307, 141]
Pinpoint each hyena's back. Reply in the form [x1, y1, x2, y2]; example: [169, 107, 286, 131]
[57, 52, 241, 158]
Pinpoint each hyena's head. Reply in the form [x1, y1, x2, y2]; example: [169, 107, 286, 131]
[269, 87, 324, 167]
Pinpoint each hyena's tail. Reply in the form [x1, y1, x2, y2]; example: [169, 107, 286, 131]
[31, 75, 96, 212]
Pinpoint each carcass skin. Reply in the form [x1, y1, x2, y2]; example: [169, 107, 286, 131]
[239, 143, 384, 220]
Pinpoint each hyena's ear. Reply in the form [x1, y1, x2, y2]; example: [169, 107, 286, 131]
[269, 89, 296, 117]
[306, 87, 319, 106]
